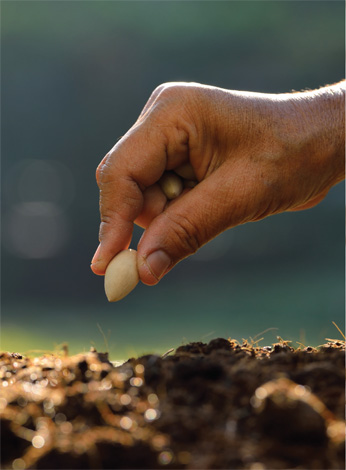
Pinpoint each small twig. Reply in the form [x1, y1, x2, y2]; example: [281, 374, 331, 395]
[252, 337, 264, 347]
[200, 331, 216, 341]
[252, 327, 279, 342]
[162, 348, 175, 359]
[97, 323, 110, 353]
[332, 321, 346, 341]
[277, 336, 292, 345]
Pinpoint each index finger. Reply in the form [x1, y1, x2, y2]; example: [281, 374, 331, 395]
[90, 123, 168, 275]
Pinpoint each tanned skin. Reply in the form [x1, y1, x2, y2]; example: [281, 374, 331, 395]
[91, 81, 345, 285]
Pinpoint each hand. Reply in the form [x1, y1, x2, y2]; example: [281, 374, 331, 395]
[91, 81, 345, 285]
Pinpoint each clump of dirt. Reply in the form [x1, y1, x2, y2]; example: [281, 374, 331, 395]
[0, 338, 345, 469]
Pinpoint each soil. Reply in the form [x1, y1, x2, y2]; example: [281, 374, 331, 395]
[1, 337, 345, 470]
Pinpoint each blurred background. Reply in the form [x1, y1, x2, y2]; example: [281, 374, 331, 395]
[2, 1, 345, 360]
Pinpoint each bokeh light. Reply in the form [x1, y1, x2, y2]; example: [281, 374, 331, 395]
[32, 435, 45, 449]
[3, 202, 69, 259]
[16, 159, 74, 207]
[4, 158, 75, 207]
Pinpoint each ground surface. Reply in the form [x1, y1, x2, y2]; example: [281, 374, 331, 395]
[1, 338, 345, 469]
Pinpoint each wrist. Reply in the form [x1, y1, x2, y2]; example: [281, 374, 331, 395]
[276, 82, 345, 188]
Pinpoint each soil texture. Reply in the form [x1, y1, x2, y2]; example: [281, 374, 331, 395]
[1, 337, 345, 469]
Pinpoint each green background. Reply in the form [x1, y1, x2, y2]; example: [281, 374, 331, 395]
[1, 1, 345, 360]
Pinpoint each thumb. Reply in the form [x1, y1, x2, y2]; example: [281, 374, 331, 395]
[137, 170, 236, 285]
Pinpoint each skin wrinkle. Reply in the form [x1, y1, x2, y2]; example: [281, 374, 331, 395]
[159, 125, 189, 171]
[159, 210, 202, 258]
[96, 155, 115, 187]
[220, 95, 274, 173]
[202, 166, 250, 228]
[136, 115, 191, 183]
[98, 216, 132, 247]
[291, 87, 344, 165]
[135, 186, 167, 229]
[100, 177, 142, 220]
[130, 138, 166, 187]
[183, 89, 221, 179]
[267, 94, 341, 207]
[158, 90, 200, 173]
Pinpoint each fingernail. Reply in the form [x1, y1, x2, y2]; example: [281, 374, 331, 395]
[145, 250, 171, 280]
[91, 244, 101, 265]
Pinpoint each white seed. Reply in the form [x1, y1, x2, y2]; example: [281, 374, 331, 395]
[159, 172, 183, 200]
[104, 249, 139, 302]
[174, 162, 197, 180]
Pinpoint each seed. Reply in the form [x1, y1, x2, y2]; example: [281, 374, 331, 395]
[104, 249, 139, 302]
[159, 172, 183, 200]
[174, 162, 197, 180]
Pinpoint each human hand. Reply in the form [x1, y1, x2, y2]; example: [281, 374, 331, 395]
[91, 81, 345, 285]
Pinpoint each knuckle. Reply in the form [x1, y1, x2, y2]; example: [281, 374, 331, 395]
[152, 83, 167, 96]
[99, 180, 143, 222]
[153, 82, 176, 95]
[99, 212, 113, 229]
[96, 151, 122, 189]
[96, 153, 111, 186]
[98, 218, 112, 241]
[153, 82, 190, 103]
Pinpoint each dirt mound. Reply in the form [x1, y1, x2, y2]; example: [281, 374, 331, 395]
[1, 338, 345, 469]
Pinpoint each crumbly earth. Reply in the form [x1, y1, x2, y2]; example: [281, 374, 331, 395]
[1, 338, 345, 469]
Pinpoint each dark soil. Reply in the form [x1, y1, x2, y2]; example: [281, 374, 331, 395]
[1, 338, 345, 469]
